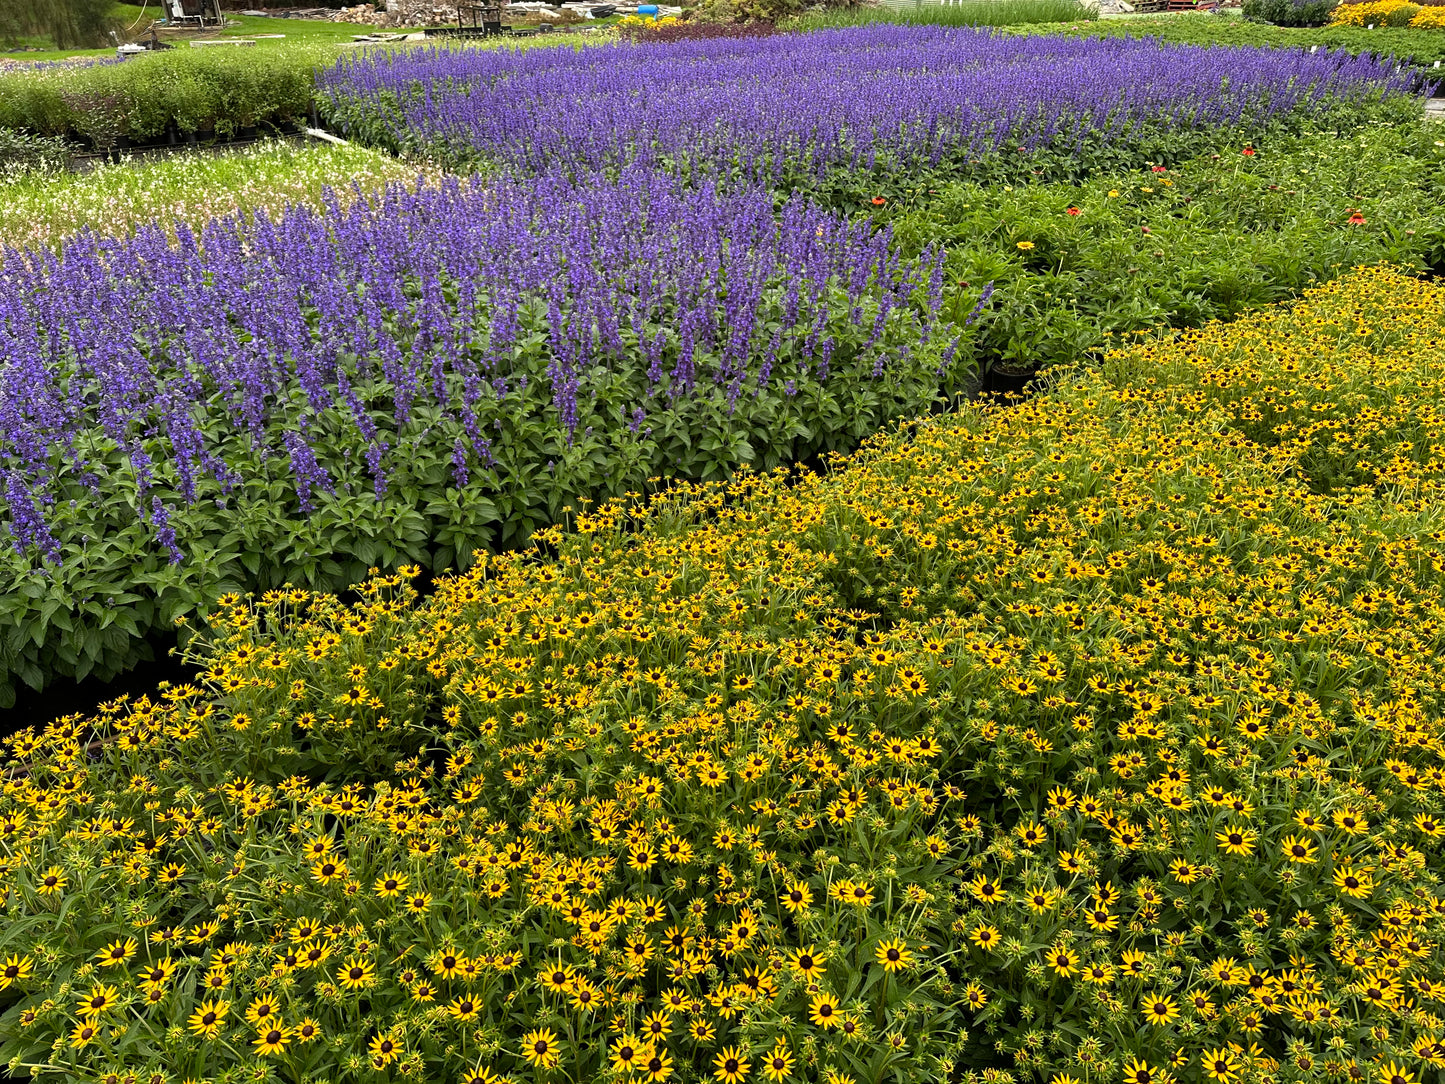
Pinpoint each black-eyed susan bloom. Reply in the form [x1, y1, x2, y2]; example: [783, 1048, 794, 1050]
[94, 937, 138, 968]
[713, 1044, 750, 1084]
[448, 994, 481, 1020]
[253, 1025, 292, 1057]
[336, 956, 375, 990]
[1142, 995, 1179, 1026]
[0, 954, 33, 990]
[76, 983, 120, 1018]
[970, 924, 1001, 951]
[610, 1035, 650, 1073]
[643, 1049, 675, 1083]
[1377, 1063, 1417, 1084]
[521, 1028, 561, 1069]
[787, 945, 827, 981]
[1281, 835, 1317, 863]
[373, 872, 409, 897]
[187, 998, 229, 1039]
[1200, 1047, 1238, 1083]
[1121, 1058, 1167, 1084]
[760, 1041, 793, 1082]
[1048, 944, 1080, 978]
[809, 993, 842, 1029]
[239, 997, 275, 1032]
[1334, 864, 1374, 898]
[35, 865, 67, 896]
[1215, 826, 1257, 856]
[781, 880, 812, 912]
[874, 938, 915, 973]
[368, 1031, 403, 1066]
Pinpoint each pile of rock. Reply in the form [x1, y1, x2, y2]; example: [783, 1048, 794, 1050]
[332, 0, 463, 24]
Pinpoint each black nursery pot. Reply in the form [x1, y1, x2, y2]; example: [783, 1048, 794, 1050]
[983, 364, 1037, 401]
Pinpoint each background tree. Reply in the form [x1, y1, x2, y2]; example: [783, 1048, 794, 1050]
[1, 0, 118, 49]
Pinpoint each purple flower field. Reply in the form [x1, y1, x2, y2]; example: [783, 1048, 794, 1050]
[317, 26, 1411, 180]
[0, 168, 953, 564]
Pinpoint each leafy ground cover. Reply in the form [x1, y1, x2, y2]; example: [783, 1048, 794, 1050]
[1028, 13, 1445, 65]
[3, 266, 1444, 1083]
[878, 109, 1445, 373]
[0, 166, 964, 706]
[0, 139, 438, 250]
[314, 27, 1412, 189]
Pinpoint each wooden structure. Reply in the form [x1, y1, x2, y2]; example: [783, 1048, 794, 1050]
[163, 0, 225, 28]
[424, 0, 506, 36]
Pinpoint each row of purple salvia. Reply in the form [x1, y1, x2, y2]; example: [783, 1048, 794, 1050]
[0, 167, 946, 562]
[315, 25, 1412, 178]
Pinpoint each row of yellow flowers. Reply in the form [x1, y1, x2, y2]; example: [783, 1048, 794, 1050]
[1, 266, 1444, 1083]
[1329, 1, 1445, 29]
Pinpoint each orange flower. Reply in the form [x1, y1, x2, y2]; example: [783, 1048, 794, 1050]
[870, 197, 887, 206]
[1347, 211, 1366, 226]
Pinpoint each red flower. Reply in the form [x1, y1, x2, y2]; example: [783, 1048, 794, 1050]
[1066, 207, 1081, 216]
[1140, 226, 1151, 234]
[1151, 165, 1167, 173]
[1242, 146, 1256, 156]
[870, 197, 886, 206]
[1347, 211, 1366, 226]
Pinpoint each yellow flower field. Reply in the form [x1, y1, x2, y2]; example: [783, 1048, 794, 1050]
[2, 266, 1445, 1083]
[1329, 0, 1445, 27]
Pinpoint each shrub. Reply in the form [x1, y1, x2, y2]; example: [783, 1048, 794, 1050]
[0, 46, 324, 143]
[1243, 0, 1339, 27]
[4, 266, 1445, 1082]
[0, 167, 966, 707]
[0, 127, 69, 178]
